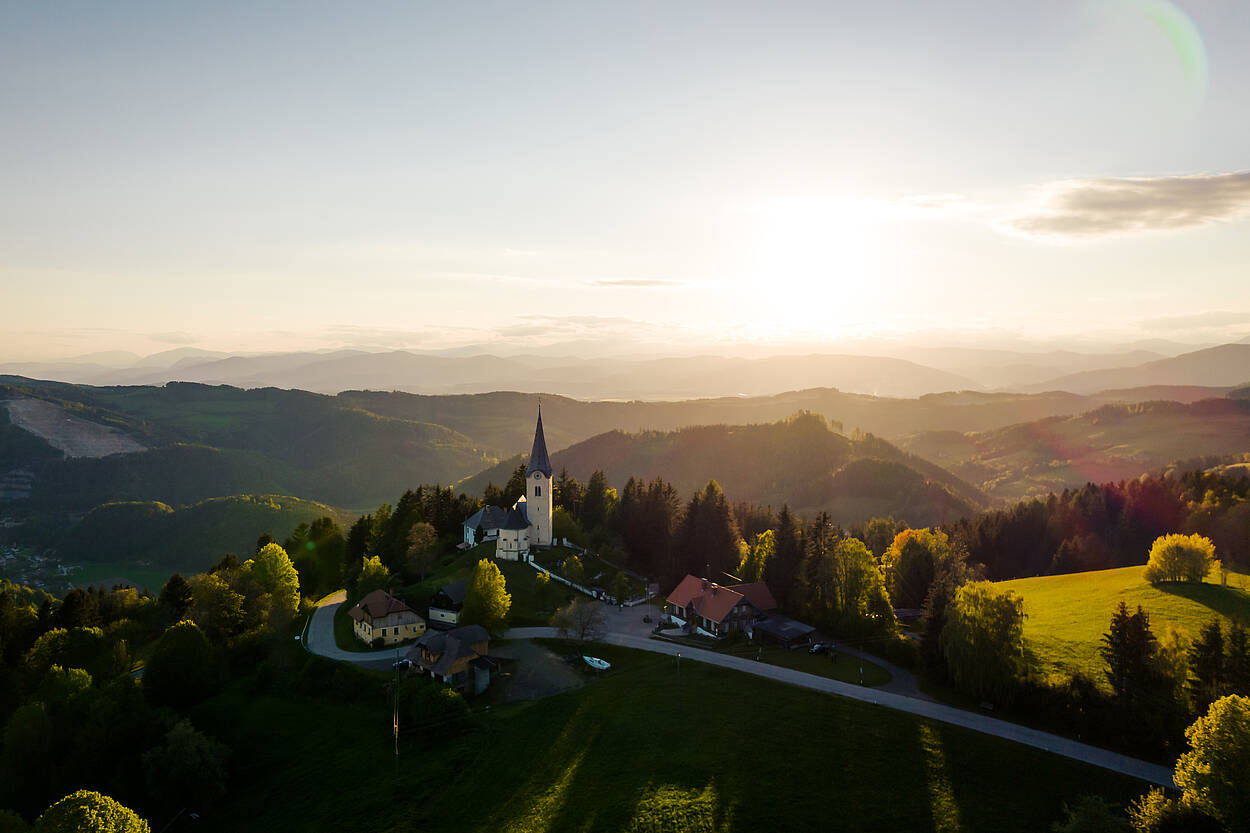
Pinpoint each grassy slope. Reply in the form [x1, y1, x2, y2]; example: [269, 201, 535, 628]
[995, 565, 1250, 683]
[195, 642, 1147, 833]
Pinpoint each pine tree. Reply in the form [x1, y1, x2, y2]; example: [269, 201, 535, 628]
[1227, 623, 1250, 696]
[1188, 619, 1226, 712]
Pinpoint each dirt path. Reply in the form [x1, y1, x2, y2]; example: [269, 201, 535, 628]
[2, 398, 146, 457]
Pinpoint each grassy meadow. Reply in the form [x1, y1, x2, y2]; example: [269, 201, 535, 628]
[195, 641, 1149, 833]
[995, 565, 1250, 683]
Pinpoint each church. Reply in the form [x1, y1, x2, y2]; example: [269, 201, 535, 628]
[461, 409, 553, 561]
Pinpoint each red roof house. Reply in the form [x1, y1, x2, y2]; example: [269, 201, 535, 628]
[664, 575, 776, 638]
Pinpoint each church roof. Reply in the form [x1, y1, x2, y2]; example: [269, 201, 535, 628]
[501, 506, 530, 531]
[463, 505, 509, 531]
[525, 408, 553, 478]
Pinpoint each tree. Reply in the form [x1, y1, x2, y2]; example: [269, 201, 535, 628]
[1173, 695, 1250, 830]
[142, 720, 228, 816]
[1144, 533, 1215, 584]
[765, 506, 803, 608]
[1129, 788, 1221, 833]
[405, 522, 439, 581]
[882, 528, 951, 610]
[356, 556, 391, 596]
[581, 470, 611, 531]
[1227, 623, 1250, 696]
[737, 530, 775, 583]
[609, 571, 632, 605]
[551, 598, 607, 642]
[563, 555, 587, 587]
[33, 790, 149, 833]
[143, 620, 215, 709]
[863, 516, 901, 559]
[674, 481, 741, 582]
[249, 543, 301, 620]
[939, 581, 1025, 704]
[157, 573, 192, 624]
[1188, 619, 1226, 713]
[1100, 602, 1162, 699]
[461, 559, 511, 634]
[186, 573, 246, 644]
[1051, 795, 1131, 833]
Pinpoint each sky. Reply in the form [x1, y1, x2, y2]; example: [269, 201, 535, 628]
[2, 0, 1250, 361]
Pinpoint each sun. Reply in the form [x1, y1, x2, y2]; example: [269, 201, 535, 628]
[745, 195, 881, 329]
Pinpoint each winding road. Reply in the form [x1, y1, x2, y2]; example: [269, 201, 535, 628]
[305, 593, 1175, 788]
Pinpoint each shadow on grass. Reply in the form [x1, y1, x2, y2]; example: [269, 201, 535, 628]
[1154, 580, 1250, 624]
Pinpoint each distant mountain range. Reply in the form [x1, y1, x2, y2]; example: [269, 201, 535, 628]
[4, 339, 1247, 399]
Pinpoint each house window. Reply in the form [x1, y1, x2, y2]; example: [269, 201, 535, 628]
[534, 485, 541, 497]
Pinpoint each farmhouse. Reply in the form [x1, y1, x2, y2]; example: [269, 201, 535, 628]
[348, 589, 426, 646]
[664, 575, 778, 639]
[461, 409, 554, 561]
[407, 623, 492, 694]
[429, 578, 467, 630]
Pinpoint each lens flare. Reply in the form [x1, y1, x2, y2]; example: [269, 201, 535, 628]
[1137, 0, 1209, 101]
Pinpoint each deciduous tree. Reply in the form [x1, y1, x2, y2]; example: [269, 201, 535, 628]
[143, 620, 215, 709]
[1143, 533, 1215, 584]
[1174, 694, 1250, 830]
[939, 581, 1025, 705]
[551, 597, 607, 642]
[248, 543, 301, 620]
[405, 522, 439, 582]
[461, 559, 511, 635]
[33, 790, 149, 833]
[356, 556, 391, 596]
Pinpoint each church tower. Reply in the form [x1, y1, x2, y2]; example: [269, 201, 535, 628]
[525, 406, 554, 547]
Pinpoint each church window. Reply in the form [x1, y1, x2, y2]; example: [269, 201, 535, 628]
[534, 485, 541, 497]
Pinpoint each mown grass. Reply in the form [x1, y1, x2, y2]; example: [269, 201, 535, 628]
[193, 641, 1149, 833]
[654, 632, 893, 687]
[995, 565, 1250, 683]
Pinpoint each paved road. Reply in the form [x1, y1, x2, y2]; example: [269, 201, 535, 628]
[506, 626, 1175, 788]
[304, 590, 407, 669]
[306, 595, 1175, 787]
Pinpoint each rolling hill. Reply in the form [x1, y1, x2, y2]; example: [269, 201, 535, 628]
[901, 398, 1250, 502]
[1029, 344, 1250, 395]
[994, 565, 1250, 685]
[57, 494, 355, 583]
[460, 412, 986, 527]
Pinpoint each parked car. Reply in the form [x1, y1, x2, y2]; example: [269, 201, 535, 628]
[392, 658, 413, 671]
[808, 642, 832, 655]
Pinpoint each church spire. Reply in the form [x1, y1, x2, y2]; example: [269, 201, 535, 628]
[525, 405, 553, 478]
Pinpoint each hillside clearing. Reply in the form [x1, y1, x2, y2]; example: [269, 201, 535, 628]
[995, 565, 1250, 683]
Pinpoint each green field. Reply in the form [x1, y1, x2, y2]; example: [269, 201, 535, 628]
[995, 565, 1250, 683]
[655, 632, 893, 688]
[194, 641, 1149, 833]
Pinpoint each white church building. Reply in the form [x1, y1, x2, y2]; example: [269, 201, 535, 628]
[466, 409, 553, 561]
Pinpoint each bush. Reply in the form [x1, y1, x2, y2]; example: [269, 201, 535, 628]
[1143, 534, 1215, 584]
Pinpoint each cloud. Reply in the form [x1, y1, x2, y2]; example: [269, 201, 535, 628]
[1004, 171, 1250, 239]
[587, 279, 687, 288]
